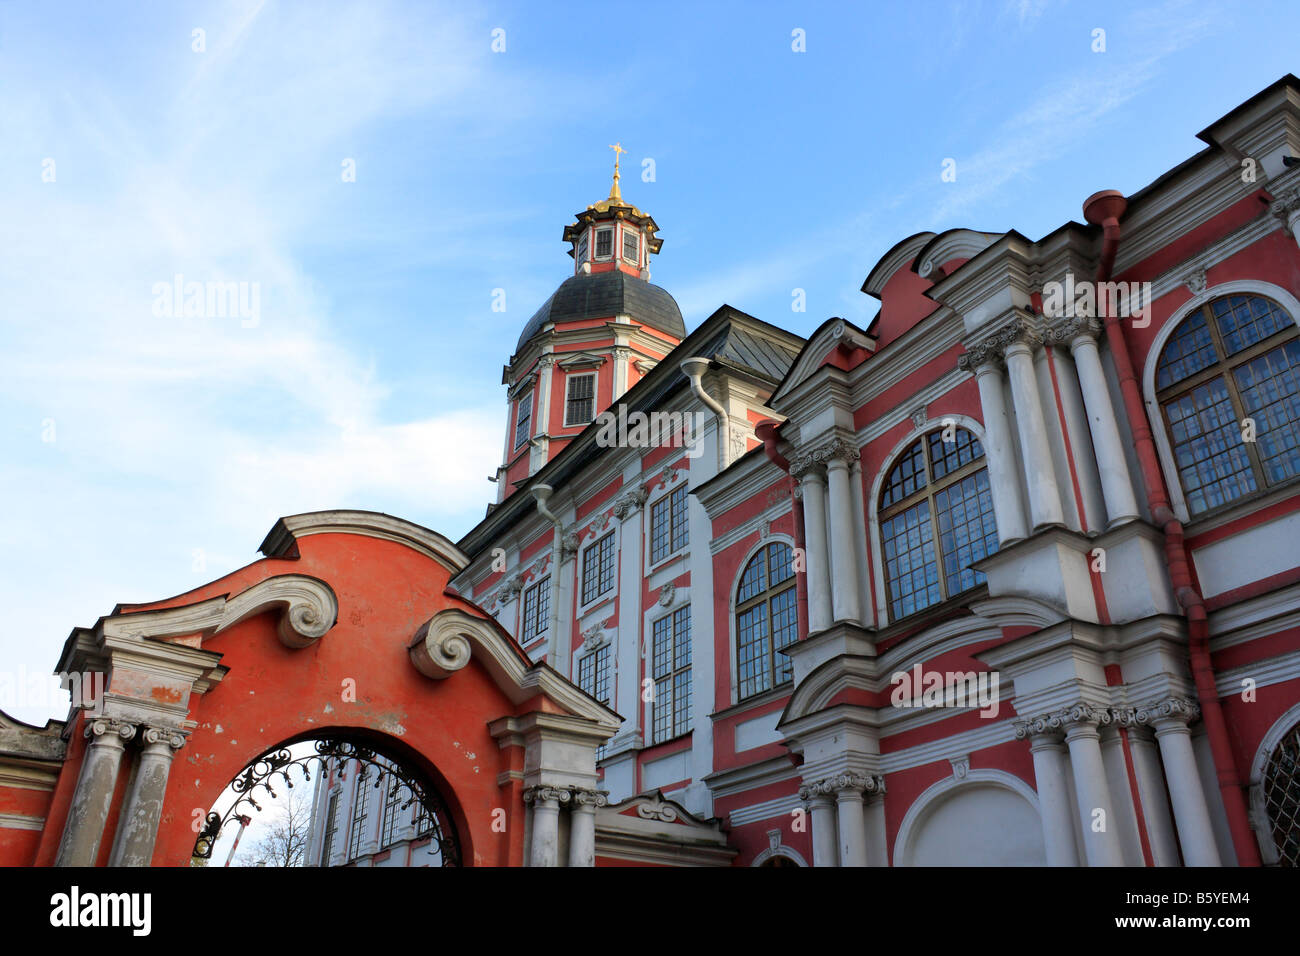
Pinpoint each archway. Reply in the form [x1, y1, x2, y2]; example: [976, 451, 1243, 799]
[895, 772, 1046, 866]
[194, 731, 461, 867]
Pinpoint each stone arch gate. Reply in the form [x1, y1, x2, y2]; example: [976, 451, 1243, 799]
[3, 511, 619, 867]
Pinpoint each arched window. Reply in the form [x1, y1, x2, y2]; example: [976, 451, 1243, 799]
[1262, 720, 1300, 867]
[1155, 293, 1300, 516]
[879, 427, 998, 620]
[735, 542, 797, 700]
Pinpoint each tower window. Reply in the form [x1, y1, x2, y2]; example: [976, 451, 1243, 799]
[520, 577, 549, 643]
[623, 229, 639, 264]
[565, 373, 596, 426]
[514, 389, 533, 449]
[595, 228, 613, 259]
[576, 233, 588, 262]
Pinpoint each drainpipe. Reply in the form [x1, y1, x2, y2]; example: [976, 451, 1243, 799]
[1083, 190, 1261, 866]
[532, 484, 567, 675]
[756, 420, 809, 638]
[681, 357, 730, 469]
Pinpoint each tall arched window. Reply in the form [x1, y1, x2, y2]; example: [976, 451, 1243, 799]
[1156, 293, 1300, 516]
[1261, 719, 1300, 867]
[879, 427, 998, 620]
[735, 542, 797, 700]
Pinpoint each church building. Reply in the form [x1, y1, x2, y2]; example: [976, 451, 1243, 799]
[3, 77, 1300, 867]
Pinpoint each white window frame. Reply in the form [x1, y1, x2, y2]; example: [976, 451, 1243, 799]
[578, 529, 617, 612]
[594, 226, 614, 260]
[513, 389, 533, 449]
[564, 372, 598, 427]
[622, 228, 640, 266]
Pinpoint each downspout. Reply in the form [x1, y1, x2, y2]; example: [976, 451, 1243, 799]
[756, 420, 810, 638]
[1083, 190, 1261, 866]
[532, 484, 566, 675]
[681, 357, 730, 469]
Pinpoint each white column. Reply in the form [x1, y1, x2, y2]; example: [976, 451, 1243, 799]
[1022, 728, 1080, 866]
[825, 454, 863, 625]
[55, 717, 136, 867]
[1005, 338, 1066, 529]
[568, 789, 605, 867]
[864, 788, 888, 866]
[1124, 725, 1181, 866]
[835, 780, 869, 867]
[798, 469, 833, 634]
[108, 726, 186, 867]
[969, 359, 1029, 544]
[525, 786, 566, 867]
[1062, 706, 1126, 866]
[848, 461, 874, 624]
[802, 790, 838, 867]
[1144, 699, 1222, 866]
[1068, 330, 1140, 527]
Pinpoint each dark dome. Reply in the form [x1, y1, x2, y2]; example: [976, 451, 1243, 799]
[515, 270, 685, 353]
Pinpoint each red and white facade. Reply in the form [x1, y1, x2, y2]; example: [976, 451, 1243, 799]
[5, 78, 1300, 868]
[452, 76, 1300, 866]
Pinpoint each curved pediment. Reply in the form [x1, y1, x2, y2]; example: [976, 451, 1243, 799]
[912, 229, 1003, 281]
[259, 510, 468, 573]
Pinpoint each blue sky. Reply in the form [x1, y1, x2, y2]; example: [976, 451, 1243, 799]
[2, 0, 1297, 723]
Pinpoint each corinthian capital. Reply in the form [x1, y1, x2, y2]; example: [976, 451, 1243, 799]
[959, 319, 1037, 371]
[1271, 188, 1300, 230]
[1043, 315, 1101, 347]
[790, 436, 859, 477]
[800, 771, 884, 799]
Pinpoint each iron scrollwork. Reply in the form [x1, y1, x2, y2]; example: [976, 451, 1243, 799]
[192, 737, 460, 866]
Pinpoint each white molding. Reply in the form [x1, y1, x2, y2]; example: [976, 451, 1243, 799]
[1141, 278, 1300, 524]
[892, 767, 1039, 866]
[708, 499, 793, 556]
[1213, 651, 1300, 699]
[0, 812, 44, 831]
[262, 511, 468, 573]
[729, 792, 802, 828]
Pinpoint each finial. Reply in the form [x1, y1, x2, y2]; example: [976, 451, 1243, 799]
[607, 142, 627, 203]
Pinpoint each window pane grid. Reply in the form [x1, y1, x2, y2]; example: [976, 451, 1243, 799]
[380, 783, 404, 848]
[347, 768, 370, 859]
[880, 439, 926, 508]
[581, 533, 615, 605]
[651, 606, 692, 743]
[934, 470, 999, 596]
[514, 391, 532, 448]
[881, 500, 940, 619]
[649, 485, 689, 563]
[1212, 294, 1291, 357]
[1157, 309, 1219, 389]
[1235, 340, 1300, 484]
[320, 790, 339, 866]
[521, 578, 549, 642]
[735, 543, 797, 701]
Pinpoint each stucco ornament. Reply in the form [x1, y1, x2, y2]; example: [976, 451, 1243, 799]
[408, 609, 481, 679]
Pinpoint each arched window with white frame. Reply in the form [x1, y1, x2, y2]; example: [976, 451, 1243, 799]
[878, 427, 998, 620]
[1154, 292, 1300, 517]
[735, 542, 797, 700]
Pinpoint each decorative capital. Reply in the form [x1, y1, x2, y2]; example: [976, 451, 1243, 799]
[142, 726, 188, 751]
[791, 436, 858, 477]
[570, 787, 609, 809]
[1044, 315, 1102, 347]
[1134, 695, 1201, 728]
[959, 321, 1032, 371]
[85, 717, 136, 742]
[1017, 701, 1111, 737]
[522, 785, 572, 806]
[1271, 188, 1300, 230]
[801, 771, 884, 799]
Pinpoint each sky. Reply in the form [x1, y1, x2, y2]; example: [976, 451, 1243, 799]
[2, 0, 1298, 730]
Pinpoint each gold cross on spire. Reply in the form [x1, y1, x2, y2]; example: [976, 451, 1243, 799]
[607, 142, 626, 203]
